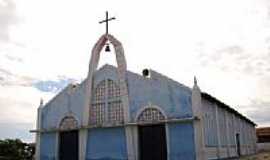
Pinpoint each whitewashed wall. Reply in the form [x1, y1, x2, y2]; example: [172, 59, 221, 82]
[201, 98, 256, 159]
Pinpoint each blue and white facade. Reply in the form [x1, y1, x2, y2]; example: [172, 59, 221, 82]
[34, 34, 256, 160]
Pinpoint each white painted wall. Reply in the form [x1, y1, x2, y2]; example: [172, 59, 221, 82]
[201, 97, 257, 160]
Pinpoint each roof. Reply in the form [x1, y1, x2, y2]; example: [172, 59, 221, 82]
[256, 127, 270, 136]
[41, 64, 256, 126]
[201, 92, 256, 126]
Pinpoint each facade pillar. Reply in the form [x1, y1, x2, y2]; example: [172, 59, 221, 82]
[215, 104, 221, 158]
[35, 99, 43, 160]
[225, 111, 230, 157]
[191, 77, 206, 160]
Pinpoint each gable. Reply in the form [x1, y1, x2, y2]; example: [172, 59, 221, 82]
[40, 64, 194, 130]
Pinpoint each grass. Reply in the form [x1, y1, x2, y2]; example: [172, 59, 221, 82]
[236, 152, 270, 160]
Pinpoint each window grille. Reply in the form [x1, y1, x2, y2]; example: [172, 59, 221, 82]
[60, 116, 78, 130]
[90, 103, 106, 125]
[93, 80, 106, 102]
[138, 108, 165, 122]
[108, 79, 121, 99]
[108, 101, 124, 123]
[90, 79, 123, 125]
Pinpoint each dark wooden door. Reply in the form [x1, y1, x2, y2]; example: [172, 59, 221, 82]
[236, 133, 241, 156]
[59, 130, 79, 160]
[139, 124, 167, 160]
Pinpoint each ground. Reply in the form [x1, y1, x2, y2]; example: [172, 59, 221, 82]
[234, 152, 270, 160]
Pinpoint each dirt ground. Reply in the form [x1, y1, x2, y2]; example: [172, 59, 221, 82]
[235, 152, 270, 160]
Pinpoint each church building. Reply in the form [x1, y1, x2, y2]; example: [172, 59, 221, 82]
[32, 16, 257, 160]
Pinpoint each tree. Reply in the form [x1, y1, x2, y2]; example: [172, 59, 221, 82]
[0, 139, 35, 160]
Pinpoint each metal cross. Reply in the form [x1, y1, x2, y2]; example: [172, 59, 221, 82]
[99, 11, 116, 35]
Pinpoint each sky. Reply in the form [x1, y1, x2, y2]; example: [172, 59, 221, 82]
[0, 0, 270, 142]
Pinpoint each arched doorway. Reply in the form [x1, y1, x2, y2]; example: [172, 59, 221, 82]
[137, 107, 167, 160]
[59, 116, 79, 160]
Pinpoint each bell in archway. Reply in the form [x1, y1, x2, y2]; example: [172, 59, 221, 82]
[105, 43, 110, 52]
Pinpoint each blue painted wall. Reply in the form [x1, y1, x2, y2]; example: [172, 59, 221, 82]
[127, 69, 193, 121]
[86, 127, 128, 160]
[168, 122, 196, 160]
[39, 65, 196, 160]
[41, 65, 193, 130]
[40, 133, 56, 160]
[41, 81, 86, 130]
[93, 65, 193, 122]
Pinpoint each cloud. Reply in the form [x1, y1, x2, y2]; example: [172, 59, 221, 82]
[0, 0, 17, 43]
[0, 85, 55, 142]
[4, 54, 23, 62]
[242, 100, 270, 126]
[0, 65, 78, 93]
[0, 68, 34, 86]
[198, 44, 270, 76]
[0, 123, 34, 142]
[33, 76, 77, 93]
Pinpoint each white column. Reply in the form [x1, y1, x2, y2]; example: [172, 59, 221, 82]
[191, 77, 206, 160]
[215, 104, 221, 158]
[35, 100, 43, 160]
[55, 132, 59, 160]
[79, 129, 88, 160]
[165, 124, 171, 160]
[125, 126, 137, 160]
[225, 111, 230, 157]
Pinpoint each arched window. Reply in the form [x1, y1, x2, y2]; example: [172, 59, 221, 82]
[90, 79, 124, 125]
[137, 108, 165, 122]
[59, 116, 78, 130]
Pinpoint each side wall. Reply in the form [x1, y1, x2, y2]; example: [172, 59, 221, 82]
[201, 98, 256, 159]
[40, 133, 57, 160]
[86, 127, 128, 160]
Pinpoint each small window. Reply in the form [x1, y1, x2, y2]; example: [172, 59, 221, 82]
[138, 108, 165, 122]
[60, 116, 78, 130]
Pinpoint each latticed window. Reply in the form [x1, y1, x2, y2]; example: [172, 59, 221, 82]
[90, 103, 106, 124]
[90, 79, 124, 125]
[108, 101, 124, 122]
[93, 80, 106, 102]
[138, 108, 165, 122]
[60, 116, 78, 130]
[108, 79, 121, 99]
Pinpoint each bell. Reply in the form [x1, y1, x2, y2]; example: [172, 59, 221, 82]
[105, 43, 110, 52]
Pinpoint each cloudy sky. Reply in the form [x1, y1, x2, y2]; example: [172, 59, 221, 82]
[0, 0, 270, 142]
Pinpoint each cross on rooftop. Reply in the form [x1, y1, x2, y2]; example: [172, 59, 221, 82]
[99, 11, 116, 35]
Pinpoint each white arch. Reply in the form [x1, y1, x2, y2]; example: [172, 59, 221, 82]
[58, 112, 79, 130]
[81, 34, 130, 160]
[135, 103, 167, 121]
[88, 34, 127, 80]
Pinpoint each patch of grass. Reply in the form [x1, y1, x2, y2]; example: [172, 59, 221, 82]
[237, 152, 270, 160]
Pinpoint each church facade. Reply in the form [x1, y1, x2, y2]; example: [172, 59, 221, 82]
[33, 34, 257, 160]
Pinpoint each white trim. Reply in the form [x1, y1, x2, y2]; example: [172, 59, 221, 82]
[35, 107, 42, 160]
[165, 124, 170, 160]
[135, 103, 167, 121]
[192, 82, 206, 160]
[57, 112, 79, 129]
[225, 111, 230, 157]
[133, 126, 139, 160]
[31, 117, 196, 133]
[215, 104, 221, 158]
[55, 132, 59, 160]
[79, 129, 87, 160]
